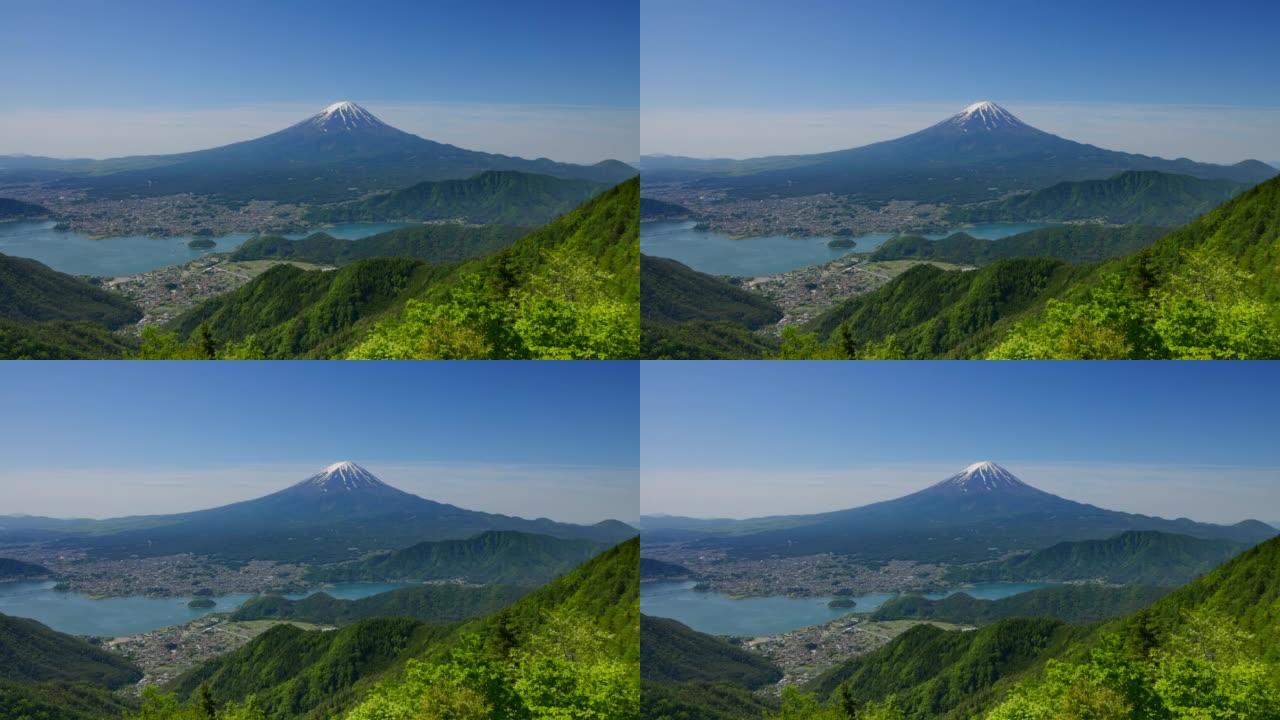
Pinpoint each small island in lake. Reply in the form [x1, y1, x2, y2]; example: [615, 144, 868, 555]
[187, 238, 217, 249]
[827, 598, 857, 609]
[827, 237, 857, 249]
[187, 598, 216, 609]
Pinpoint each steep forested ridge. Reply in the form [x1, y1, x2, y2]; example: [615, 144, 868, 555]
[232, 584, 530, 626]
[871, 585, 1170, 626]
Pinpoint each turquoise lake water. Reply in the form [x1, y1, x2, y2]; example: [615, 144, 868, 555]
[0, 220, 410, 277]
[639, 220, 1053, 277]
[0, 580, 412, 637]
[639, 579, 1056, 636]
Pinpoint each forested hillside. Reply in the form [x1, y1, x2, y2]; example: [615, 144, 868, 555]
[307, 530, 605, 585]
[231, 584, 529, 626]
[230, 224, 526, 266]
[308, 170, 606, 226]
[871, 585, 1169, 626]
[950, 171, 1245, 226]
[870, 225, 1166, 267]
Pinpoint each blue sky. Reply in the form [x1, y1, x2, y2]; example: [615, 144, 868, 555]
[0, 362, 638, 523]
[0, 0, 638, 162]
[641, 0, 1280, 163]
[641, 362, 1280, 524]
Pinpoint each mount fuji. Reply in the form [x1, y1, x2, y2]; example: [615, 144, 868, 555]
[10, 101, 635, 202]
[639, 101, 1276, 202]
[24, 461, 635, 562]
[650, 461, 1275, 563]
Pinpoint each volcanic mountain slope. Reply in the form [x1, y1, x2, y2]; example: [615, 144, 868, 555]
[37, 461, 635, 562]
[641, 102, 1275, 202]
[693, 462, 1275, 562]
[13, 101, 635, 202]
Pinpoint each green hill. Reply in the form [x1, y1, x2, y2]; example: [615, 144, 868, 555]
[167, 539, 639, 719]
[948, 531, 1245, 586]
[808, 617, 1089, 719]
[991, 173, 1280, 359]
[0, 612, 141, 688]
[0, 318, 135, 360]
[0, 558, 51, 580]
[642, 614, 782, 720]
[0, 253, 141, 327]
[158, 178, 639, 360]
[166, 256, 443, 358]
[871, 585, 1170, 626]
[641, 254, 781, 359]
[0, 198, 52, 220]
[0, 679, 134, 720]
[950, 171, 1246, 226]
[231, 584, 530, 626]
[307, 530, 606, 586]
[230, 224, 527, 266]
[870, 225, 1167, 266]
[641, 615, 781, 687]
[308, 170, 606, 226]
[805, 257, 1089, 358]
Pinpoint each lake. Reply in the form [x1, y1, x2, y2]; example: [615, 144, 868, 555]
[640, 580, 1057, 636]
[0, 580, 411, 637]
[639, 220, 1053, 277]
[0, 220, 411, 277]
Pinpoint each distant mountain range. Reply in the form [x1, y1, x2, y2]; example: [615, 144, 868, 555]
[644, 462, 1275, 562]
[640, 102, 1276, 203]
[0, 101, 635, 202]
[3, 461, 634, 563]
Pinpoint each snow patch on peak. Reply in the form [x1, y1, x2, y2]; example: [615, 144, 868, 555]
[963, 460, 999, 474]
[323, 101, 358, 114]
[931, 461, 1028, 493]
[944, 101, 1023, 132]
[963, 101, 998, 114]
[324, 460, 359, 474]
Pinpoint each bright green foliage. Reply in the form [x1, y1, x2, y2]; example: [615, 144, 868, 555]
[992, 247, 1280, 359]
[992, 174, 1280, 359]
[986, 610, 1280, 720]
[766, 687, 847, 720]
[350, 180, 639, 359]
[0, 678, 136, 720]
[774, 326, 847, 359]
[126, 686, 269, 720]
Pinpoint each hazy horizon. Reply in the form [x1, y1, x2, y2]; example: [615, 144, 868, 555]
[642, 1, 1280, 164]
[641, 363, 1280, 525]
[0, 363, 639, 525]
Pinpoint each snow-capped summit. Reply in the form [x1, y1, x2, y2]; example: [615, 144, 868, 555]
[929, 461, 1031, 494]
[298, 460, 389, 493]
[301, 101, 388, 133]
[936, 101, 1027, 133]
